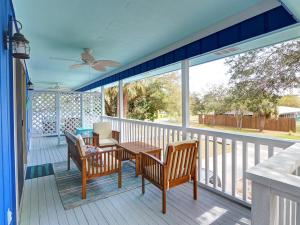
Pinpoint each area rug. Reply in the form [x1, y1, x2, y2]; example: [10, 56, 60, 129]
[53, 161, 148, 209]
[25, 163, 54, 180]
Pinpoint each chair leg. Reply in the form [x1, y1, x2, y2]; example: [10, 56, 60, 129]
[193, 175, 198, 200]
[162, 189, 167, 214]
[142, 175, 145, 194]
[118, 169, 122, 188]
[82, 176, 87, 199]
[67, 152, 70, 170]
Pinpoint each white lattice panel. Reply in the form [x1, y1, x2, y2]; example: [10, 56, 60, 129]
[30, 91, 102, 137]
[60, 93, 81, 134]
[82, 92, 102, 128]
[31, 92, 57, 136]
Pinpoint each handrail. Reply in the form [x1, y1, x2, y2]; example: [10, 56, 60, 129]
[102, 115, 295, 149]
[247, 143, 300, 225]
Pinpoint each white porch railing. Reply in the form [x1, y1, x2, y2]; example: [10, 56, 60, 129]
[102, 115, 296, 206]
[247, 143, 300, 225]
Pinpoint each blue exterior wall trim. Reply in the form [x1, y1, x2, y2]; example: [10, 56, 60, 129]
[77, 5, 297, 91]
[0, 0, 16, 224]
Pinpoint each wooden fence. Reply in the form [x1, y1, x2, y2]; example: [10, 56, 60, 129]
[198, 114, 296, 132]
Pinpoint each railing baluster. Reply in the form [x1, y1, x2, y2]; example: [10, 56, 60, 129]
[172, 129, 175, 142]
[167, 129, 170, 144]
[150, 126, 152, 144]
[213, 136, 217, 189]
[222, 138, 226, 192]
[268, 145, 274, 158]
[286, 200, 291, 225]
[205, 135, 209, 185]
[197, 134, 202, 183]
[162, 128, 165, 149]
[242, 141, 248, 201]
[158, 127, 161, 149]
[143, 124, 146, 142]
[255, 143, 260, 165]
[232, 140, 237, 197]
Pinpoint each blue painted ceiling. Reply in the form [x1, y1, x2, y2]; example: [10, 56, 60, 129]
[13, 0, 277, 90]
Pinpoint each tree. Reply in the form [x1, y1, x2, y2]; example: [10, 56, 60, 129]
[104, 86, 118, 117]
[190, 92, 205, 115]
[199, 85, 229, 126]
[225, 83, 250, 129]
[279, 95, 300, 108]
[225, 40, 300, 131]
[104, 72, 182, 122]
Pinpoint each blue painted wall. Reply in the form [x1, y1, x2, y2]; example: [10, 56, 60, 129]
[0, 0, 16, 224]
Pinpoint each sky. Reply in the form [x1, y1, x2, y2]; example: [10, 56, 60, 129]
[189, 58, 230, 94]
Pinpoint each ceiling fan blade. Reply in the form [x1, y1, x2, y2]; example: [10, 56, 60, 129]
[94, 60, 120, 67]
[91, 63, 107, 72]
[49, 56, 81, 63]
[81, 48, 95, 63]
[70, 63, 88, 69]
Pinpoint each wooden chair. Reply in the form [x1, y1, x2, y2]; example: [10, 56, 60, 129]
[141, 140, 199, 214]
[92, 122, 120, 148]
[65, 130, 122, 199]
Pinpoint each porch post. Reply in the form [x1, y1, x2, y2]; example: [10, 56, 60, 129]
[118, 80, 123, 139]
[181, 59, 190, 140]
[101, 86, 105, 121]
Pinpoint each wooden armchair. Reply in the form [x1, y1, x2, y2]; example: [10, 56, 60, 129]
[92, 122, 120, 148]
[65, 130, 122, 199]
[141, 140, 198, 214]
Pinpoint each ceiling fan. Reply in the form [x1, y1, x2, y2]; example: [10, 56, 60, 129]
[50, 48, 120, 72]
[34, 81, 71, 91]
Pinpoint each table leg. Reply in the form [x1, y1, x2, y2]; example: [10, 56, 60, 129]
[135, 155, 140, 176]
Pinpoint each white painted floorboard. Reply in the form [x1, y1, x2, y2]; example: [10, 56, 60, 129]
[20, 137, 251, 225]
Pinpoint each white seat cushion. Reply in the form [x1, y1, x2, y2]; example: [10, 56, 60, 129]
[99, 138, 118, 146]
[93, 122, 112, 139]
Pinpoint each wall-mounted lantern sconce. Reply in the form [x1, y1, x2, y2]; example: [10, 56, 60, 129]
[3, 20, 30, 59]
[27, 80, 34, 90]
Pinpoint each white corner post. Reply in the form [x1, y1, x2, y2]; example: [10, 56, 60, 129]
[251, 182, 277, 225]
[118, 80, 123, 139]
[181, 59, 190, 140]
[101, 86, 105, 121]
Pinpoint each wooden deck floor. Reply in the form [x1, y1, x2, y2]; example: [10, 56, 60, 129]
[20, 137, 251, 225]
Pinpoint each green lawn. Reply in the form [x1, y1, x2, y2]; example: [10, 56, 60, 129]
[190, 116, 300, 141]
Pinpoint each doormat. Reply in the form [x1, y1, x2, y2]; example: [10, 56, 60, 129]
[25, 163, 54, 179]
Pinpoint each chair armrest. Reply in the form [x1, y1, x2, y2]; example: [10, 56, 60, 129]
[141, 152, 165, 187]
[112, 130, 120, 142]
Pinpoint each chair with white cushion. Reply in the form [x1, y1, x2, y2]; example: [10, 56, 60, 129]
[65, 130, 122, 199]
[93, 122, 120, 148]
[141, 139, 198, 214]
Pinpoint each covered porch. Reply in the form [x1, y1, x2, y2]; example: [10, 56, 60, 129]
[21, 137, 251, 225]
[2, 0, 300, 225]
